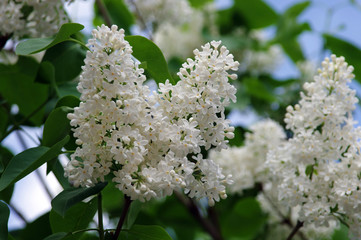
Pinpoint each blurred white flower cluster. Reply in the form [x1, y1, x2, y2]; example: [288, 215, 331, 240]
[153, 10, 205, 60]
[211, 119, 286, 194]
[266, 55, 361, 239]
[0, 0, 70, 39]
[238, 30, 283, 76]
[65, 25, 239, 205]
[126, 0, 217, 61]
[126, 0, 192, 28]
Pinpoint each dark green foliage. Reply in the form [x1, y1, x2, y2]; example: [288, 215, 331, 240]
[125, 36, 174, 84]
[51, 182, 107, 217]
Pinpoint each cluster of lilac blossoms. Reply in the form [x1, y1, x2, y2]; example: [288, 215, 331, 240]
[266, 55, 361, 239]
[0, 0, 70, 39]
[211, 119, 286, 194]
[65, 25, 239, 205]
[212, 119, 337, 239]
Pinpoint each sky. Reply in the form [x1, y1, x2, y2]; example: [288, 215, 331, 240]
[5, 0, 361, 230]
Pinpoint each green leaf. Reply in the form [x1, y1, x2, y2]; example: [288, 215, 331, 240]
[124, 200, 142, 229]
[152, 195, 199, 239]
[332, 224, 349, 240]
[126, 225, 173, 240]
[0, 146, 13, 174]
[188, 0, 213, 8]
[0, 56, 48, 125]
[234, 0, 278, 29]
[15, 23, 85, 55]
[50, 199, 98, 237]
[221, 197, 266, 239]
[58, 81, 81, 98]
[16, 38, 54, 55]
[243, 77, 276, 102]
[284, 1, 311, 17]
[281, 38, 306, 63]
[42, 42, 86, 83]
[43, 107, 72, 147]
[125, 36, 174, 84]
[37, 61, 60, 98]
[20, 212, 52, 240]
[102, 0, 134, 34]
[93, 0, 134, 34]
[0, 106, 9, 140]
[55, 95, 80, 109]
[43, 106, 74, 173]
[101, 180, 123, 212]
[0, 136, 69, 191]
[51, 182, 107, 217]
[79, 234, 99, 240]
[323, 34, 361, 82]
[43, 232, 67, 240]
[275, 1, 311, 62]
[305, 164, 317, 180]
[228, 126, 246, 147]
[0, 201, 10, 240]
[51, 160, 71, 190]
[8, 234, 16, 240]
[0, 147, 14, 202]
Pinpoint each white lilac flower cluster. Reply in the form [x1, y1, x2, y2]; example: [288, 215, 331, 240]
[212, 118, 336, 239]
[257, 184, 337, 240]
[266, 55, 361, 239]
[65, 25, 239, 205]
[126, 0, 192, 29]
[154, 11, 204, 60]
[153, 4, 217, 60]
[240, 45, 283, 76]
[211, 119, 286, 194]
[0, 0, 69, 39]
[236, 29, 283, 76]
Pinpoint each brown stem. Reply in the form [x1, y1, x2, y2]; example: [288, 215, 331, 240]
[286, 220, 304, 240]
[113, 195, 132, 240]
[95, 0, 113, 27]
[174, 191, 223, 240]
[128, 0, 153, 40]
[262, 191, 307, 240]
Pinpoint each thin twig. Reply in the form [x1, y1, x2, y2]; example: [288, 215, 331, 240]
[174, 191, 223, 240]
[113, 195, 132, 240]
[286, 221, 304, 240]
[262, 191, 307, 240]
[9, 203, 28, 224]
[19, 127, 40, 145]
[98, 193, 105, 240]
[128, 0, 153, 40]
[95, 0, 112, 27]
[1, 98, 48, 143]
[71, 228, 100, 235]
